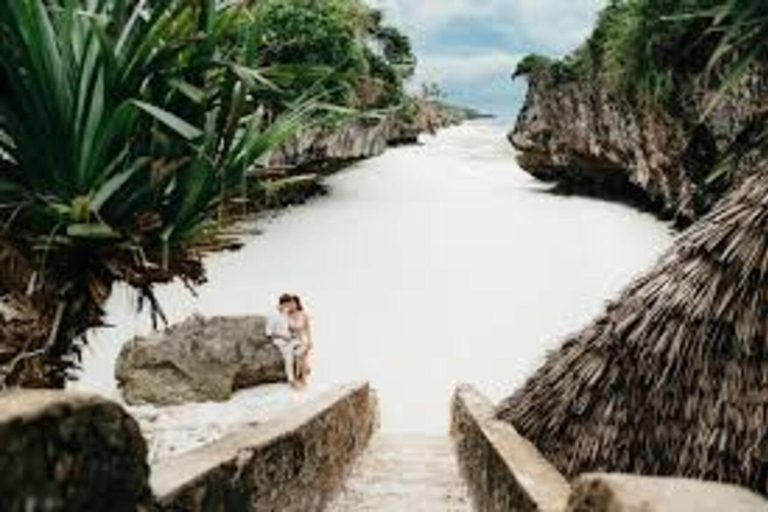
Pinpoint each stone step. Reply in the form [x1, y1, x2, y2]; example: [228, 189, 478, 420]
[326, 434, 474, 512]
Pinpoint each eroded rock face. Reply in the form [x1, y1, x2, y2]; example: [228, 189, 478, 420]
[510, 67, 768, 223]
[270, 104, 469, 171]
[116, 315, 285, 405]
[271, 118, 393, 170]
[0, 390, 154, 512]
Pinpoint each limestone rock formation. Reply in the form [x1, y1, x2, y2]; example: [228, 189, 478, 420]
[270, 103, 470, 171]
[270, 118, 392, 170]
[116, 315, 285, 405]
[0, 390, 154, 512]
[510, 66, 768, 223]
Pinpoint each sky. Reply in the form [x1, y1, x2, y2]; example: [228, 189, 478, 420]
[368, 0, 606, 119]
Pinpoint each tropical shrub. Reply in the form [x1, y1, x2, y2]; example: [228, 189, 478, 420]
[694, 0, 768, 109]
[513, 55, 554, 78]
[0, 0, 308, 387]
[253, 0, 416, 110]
[515, 0, 766, 108]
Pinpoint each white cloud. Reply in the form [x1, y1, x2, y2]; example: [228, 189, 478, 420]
[414, 50, 523, 86]
[370, 0, 605, 52]
[366, 0, 606, 114]
[506, 0, 606, 51]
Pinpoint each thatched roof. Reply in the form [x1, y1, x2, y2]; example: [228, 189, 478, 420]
[498, 170, 768, 495]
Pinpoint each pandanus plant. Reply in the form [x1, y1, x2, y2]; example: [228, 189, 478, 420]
[674, 0, 768, 181]
[0, 0, 311, 387]
[669, 0, 768, 112]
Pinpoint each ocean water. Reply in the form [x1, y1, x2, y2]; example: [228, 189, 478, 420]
[74, 121, 673, 459]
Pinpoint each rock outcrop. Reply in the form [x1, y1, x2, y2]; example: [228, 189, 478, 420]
[0, 390, 154, 512]
[116, 315, 285, 405]
[270, 117, 396, 170]
[510, 66, 768, 223]
[270, 101, 471, 171]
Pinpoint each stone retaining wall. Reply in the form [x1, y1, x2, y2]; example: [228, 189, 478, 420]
[452, 384, 768, 512]
[153, 382, 377, 512]
[451, 384, 570, 512]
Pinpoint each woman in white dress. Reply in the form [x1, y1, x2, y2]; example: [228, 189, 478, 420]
[266, 294, 312, 388]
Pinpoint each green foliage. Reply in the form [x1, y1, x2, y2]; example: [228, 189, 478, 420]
[253, 0, 416, 110]
[373, 24, 417, 79]
[255, 0, 364, 105]
[0, 0, 311, 376]
[519, 0, 761, 105]
[513, 55, 555, 78]
[598, 0, 719, 102]
[511, 0, 768, 193]
[695, 0, 768, 113]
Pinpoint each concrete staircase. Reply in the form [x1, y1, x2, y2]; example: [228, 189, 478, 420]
[326, 434, 474, 511]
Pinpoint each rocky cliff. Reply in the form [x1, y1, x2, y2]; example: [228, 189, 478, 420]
[270, 100, 470, 171]
[510, 65, 768, 224]
[269, 116, 398, 170]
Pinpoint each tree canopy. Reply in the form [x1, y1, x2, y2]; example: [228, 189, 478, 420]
[254, 0, 416, 109]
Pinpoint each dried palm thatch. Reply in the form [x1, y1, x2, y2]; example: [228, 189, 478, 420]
[498, 170, 768, 495]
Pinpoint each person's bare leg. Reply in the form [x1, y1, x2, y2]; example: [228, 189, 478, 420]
[296, 350, 310, 388]
[277, 340, 296, 385]
[291, 356, 302, 389]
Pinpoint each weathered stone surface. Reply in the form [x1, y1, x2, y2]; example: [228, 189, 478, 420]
[269, 118, 399, 170]
[0, 390, 154, 512]
[269, 103, 469, 171]
[510, 66, 768, 223]
[116, 315, 285, 405]
[451, 384, 570, 512]
[567, 474, 768, 512]
[326, 434, 473, 511]
[153, 382, 378, 512]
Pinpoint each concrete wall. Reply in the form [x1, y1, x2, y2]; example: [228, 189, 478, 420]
[451, 384, 571, 512]
[452, 384, 768, 512]
[153, 382, 377, 512]
[0, 390, 154, 512]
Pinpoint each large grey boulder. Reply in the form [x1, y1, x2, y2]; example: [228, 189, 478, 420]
[0, 390, 154, 512]
[116, 315, 286, 405]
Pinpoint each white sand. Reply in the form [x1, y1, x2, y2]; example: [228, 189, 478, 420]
[72, 121, 673, 462]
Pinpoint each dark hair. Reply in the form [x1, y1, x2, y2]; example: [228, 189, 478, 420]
[279, 293, 303, 311]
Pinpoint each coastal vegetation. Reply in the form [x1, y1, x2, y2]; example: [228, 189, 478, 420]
[253, 0, 415, 112]
[0, 0, 417, 387]
[511, 0, 768, 221]
[515, 0, 768, 108]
